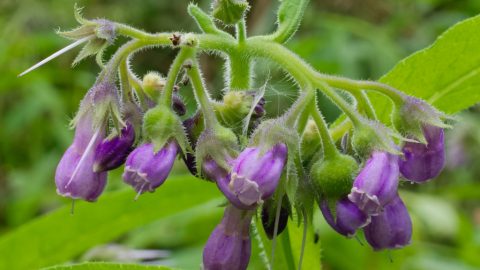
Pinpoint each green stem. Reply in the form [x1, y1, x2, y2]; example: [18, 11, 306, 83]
[186, 53, 218, 129]
[160, 48, 194, 106]
[228, 52, 251, 90]
[351, 90, 377, 120]
[236, 19, 247, 44]
[285, 88, 314, 127]
[310, 98, 339, 157]
[330, 119, 353, 142]
[118, 59, 131, 101]
[315, 81, 363, 127]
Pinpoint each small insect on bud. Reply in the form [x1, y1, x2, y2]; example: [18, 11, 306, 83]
[203, 205, 253, 270]
[93, 122, 135, 172]
[320, 197, 369, 237]
[363, 195, 412, 251]
[216, 144, 287, 210]
[399, 125, 445, 182]
[122, 141, 178, 196]
[348, 151, 399, 216]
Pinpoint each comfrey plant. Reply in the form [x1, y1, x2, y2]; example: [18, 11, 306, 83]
[21, 0, 453, 269]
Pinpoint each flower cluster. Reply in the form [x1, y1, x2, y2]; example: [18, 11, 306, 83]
[23, 1, 452, 269]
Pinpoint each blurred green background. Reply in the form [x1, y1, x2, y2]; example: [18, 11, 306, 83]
[1, 0, 479, 269]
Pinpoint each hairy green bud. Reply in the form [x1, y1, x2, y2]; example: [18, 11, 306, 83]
[310, 154, 358, 201]
[211, 0, 250, 25]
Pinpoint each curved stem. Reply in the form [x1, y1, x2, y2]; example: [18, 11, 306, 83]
[160, 48, 194, 106]
[186, 53, 218, 129]
[351, 90, 377, 120]
[285, 87, 314, 127]
[310, 98, 339, 157]
[315, 81, 363, 127]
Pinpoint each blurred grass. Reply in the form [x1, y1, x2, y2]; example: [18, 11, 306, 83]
[0, 0, 479, 269]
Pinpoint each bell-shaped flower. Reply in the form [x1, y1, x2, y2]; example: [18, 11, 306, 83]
[93, 122, 135, 172]
[203, 205, 253, 270]
[399, 125, 445, 182]
[348, 151, 399, 216]
[215, 144, 287, 210]
[363, 195, 412, 250]
[122, 141, 178, 195]
[55, 113, 107, 202]
[320, 197, 369, 237]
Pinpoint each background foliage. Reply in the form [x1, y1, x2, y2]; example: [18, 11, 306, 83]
[1, 0, 479, 269]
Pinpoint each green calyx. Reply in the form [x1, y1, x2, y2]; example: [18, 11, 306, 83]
[310, 153, 358, 202]
[143, 105, 189, 153]
[392, 97, 452, 144]
[215, 91, 254, 126]
[211, 0, 250, 25]
[351, 120, 401, 158]
[195, 124, 239, 174]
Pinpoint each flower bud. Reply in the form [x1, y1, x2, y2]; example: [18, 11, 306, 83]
[300, 120, 322, 165]
[399, 125, 445, 182]
[122, 141, 178, 194]
[311, 154, 358, 201]
[211, 0, 250, 25]
[348, 151, 399, 216]
[363, 195, 412, 250]
[93, 122, 135, 172]
[351, 121, 400, 158]
[203, 205, 253, 270]
[142, 72, 165, 101]
[216, 144, 287, 210]
[55, 113, 107, 202]
[319, 197, 369, 237]
[261, 197, 290, 239]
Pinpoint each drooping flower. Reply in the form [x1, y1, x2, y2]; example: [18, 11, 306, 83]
[319, 197, 370, 237]
[348, 151, 399, 216]
[363, 195, 412, 250]
[214, 144, 288, 210]
[122, 141, 178, 194]
[55, 112, 107, 202]
[399, 125, 445, 182]
[93, 122, 135, 172]
[203, 205, 253, 270]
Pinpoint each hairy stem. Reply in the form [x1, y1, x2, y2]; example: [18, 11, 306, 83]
[186, 53, 218, 129]
[160, 48, 194, 106]
[310, 98, 339, 157]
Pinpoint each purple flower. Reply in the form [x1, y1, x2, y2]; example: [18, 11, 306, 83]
[215, 144, 288, 210]
[399, 125, 445, 182]
[122, 141, 178, 194]
[55, 113, 107, 202]
[320, 198, 370, 237]
[203, 205, 253, 270]
[348, 151, 399, 216]
[363, 195, 412, 250]
[93, 122, 135, 172]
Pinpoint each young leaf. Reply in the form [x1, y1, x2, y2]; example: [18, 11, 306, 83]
[372, 14, 480, 120]
[0, 175, 221, 270]
[270, 0, 310, 43]
[41, 262, 172, 270]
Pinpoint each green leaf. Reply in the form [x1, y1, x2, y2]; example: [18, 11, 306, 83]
[0, 175, 221, 270]
[270, 0, 310, 43]
[374, 14, 480, 119]
[41, 262, 173, 270]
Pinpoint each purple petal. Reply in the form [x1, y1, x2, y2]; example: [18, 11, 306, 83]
[363, 195, 412, 250]
[320, 198, 369, 237]
[348, 151, 399, 215]
[94, 123, 135, 172]
[123, 141, 177, 194]
[399, 125, 445, 182]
